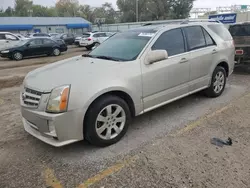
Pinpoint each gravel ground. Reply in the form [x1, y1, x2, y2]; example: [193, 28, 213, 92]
[94, 91, 250, 188]
[0, 67, 250, 187]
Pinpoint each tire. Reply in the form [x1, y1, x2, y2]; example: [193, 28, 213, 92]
[86, 46, 92, 51]
[84, 95, 131, 147]
[205, 66, 227, 98]
[94, 42, 100, 47]
[12, 51, 23, 61]
[52, 48, 61, 56]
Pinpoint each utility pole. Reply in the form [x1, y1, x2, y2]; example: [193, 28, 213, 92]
[136, 0, 139, 22]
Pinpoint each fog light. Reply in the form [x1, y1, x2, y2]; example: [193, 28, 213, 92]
[48, 120, 57, 137]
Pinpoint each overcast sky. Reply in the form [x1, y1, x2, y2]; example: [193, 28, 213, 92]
[1, 0, 250, 10]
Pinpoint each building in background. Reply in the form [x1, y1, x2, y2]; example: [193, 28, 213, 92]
[0, 17, 91, 34]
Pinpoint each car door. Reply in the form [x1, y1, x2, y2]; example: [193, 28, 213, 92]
[42, 39, 54, 54]
[141, 28, 190, 111]
[4, 34, 20, 48]
[183, 26, 217, 92]
[24, 39, 43, 56]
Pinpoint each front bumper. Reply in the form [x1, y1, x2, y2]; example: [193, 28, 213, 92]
[0, 52, 11, 58]
[21, 107, 84, 147]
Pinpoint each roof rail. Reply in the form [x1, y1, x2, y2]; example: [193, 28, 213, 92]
[142, 19, 185, 26]
[181, 19, 221, 24]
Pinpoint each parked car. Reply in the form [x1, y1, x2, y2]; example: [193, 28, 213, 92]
[26, 33, 51, 38]
[0, 38, 67, 60]
[54, 33, 75, 45]
[79, 32, 110, 50]
[74, 33, 91, 46]
[229, 22, 250, 64]
[21, 22, 234, 147]
[0, 32, 26, 50]
[15, 33, 29, 40]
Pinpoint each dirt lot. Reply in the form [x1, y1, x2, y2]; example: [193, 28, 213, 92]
[0, 52, 250, 188]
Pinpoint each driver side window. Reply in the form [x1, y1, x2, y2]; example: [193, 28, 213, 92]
[152, 28, 185, 57]
[5, 34, 18, 41]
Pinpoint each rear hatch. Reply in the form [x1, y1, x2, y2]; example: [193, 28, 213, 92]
[229, 24, 250, 58]
[81, 33, 91, 41]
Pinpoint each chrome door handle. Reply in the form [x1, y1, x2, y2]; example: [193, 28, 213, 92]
[179, 58, 188, 64]
[212, 49, 218, 54]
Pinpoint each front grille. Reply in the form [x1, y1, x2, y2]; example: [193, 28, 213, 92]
[22, 88, 42, 108]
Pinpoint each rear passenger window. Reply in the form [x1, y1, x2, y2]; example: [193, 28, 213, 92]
[208, 24, 232, 41]
[152, 28, 185, 56]
[184, 26, 206, 51]
[202, 28, 215, 46]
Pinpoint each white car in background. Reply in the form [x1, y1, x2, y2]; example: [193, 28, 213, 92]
[79, 32, 114, 50]
[0, 32, 27, 50]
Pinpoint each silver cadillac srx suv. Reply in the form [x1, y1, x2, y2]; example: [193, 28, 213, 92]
[21, 22, 235, 147]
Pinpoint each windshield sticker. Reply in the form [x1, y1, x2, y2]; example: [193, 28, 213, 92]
[138, 33, 155, 37]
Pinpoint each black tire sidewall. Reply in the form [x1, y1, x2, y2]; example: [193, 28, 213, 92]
[206, 66, 227, 97]
[84, 95, 131, 147]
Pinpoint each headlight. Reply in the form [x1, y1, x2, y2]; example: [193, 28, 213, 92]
[46, 85, 70, 113]
[1, 50, 9, 53]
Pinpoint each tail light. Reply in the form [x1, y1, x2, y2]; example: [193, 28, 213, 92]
[235, 49, 244, 55]
[87, 38, 92, 41]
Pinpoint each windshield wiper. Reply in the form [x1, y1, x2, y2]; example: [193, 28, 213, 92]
[82, 54, 93, 58]
[95, 56, 121, 62]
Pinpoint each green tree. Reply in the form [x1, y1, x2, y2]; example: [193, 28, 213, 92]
[79, 5, 94, 21]
[15, 0, 33, 16]
[4, 7, 15, 16]
[92, 3, 116, 24]
[56, 0, 79, 17]
[117, 0, 195, 22]
[32, 5, 57, 17]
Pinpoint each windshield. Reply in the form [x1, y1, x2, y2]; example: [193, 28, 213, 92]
[89, 30, 155, 61]
[14, 40, 28, 46]
[229, 25, 250, 36]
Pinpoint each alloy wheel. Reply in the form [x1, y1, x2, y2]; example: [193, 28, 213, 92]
[213, 71, 225, 94]
[95, 104, 126, 140]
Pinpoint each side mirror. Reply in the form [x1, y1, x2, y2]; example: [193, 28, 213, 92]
[145, 50, 168, 65]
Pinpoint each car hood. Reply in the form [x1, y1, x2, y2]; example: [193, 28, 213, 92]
[24, 55, 123, 92]
[0, 44, 22, 51]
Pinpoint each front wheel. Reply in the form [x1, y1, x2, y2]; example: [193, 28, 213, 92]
[205, 66, 226, 98]
[12, 51, 23, 61]
[84, 95, 131, 147]
[52, 48, 61, 56]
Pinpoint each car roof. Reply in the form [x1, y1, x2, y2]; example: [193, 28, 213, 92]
[128, 22, 221, 33]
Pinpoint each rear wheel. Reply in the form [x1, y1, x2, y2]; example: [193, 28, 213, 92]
[205, 66, 226, 98]
[53, 48, 61, 56]
[12, 51, 23, 61]
[84, 95, 131, 147]
[94, 42, 100, 47]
